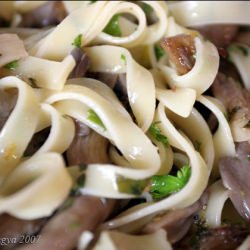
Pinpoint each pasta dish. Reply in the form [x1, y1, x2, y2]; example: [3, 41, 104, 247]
[0, 1, 249, 249]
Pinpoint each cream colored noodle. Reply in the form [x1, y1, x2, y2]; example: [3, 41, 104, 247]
[0, 152, 72, 219]
[85, 45, 155, 131]
[205, 180, 229, 228]
[0, 76, 39, 182]
[92, 229, 172, 250]
[104, 103, 209, 229]
[15, 55, 75, 90]
[169, 1, 250, 26]
[228, 44, 250, 90]
[197, 95, 235, 177]
[44, 83, 161, 198]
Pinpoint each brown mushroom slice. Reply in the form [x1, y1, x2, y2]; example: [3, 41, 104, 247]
[219, 142, 250, 221]
[212, 72, 250, 142]
[66, 120, 110, 165]
[69, 48, 90, 79]
[0, 214, 46, 250]
[16, 196, 116, 250]
[175, 225, 249, 250]
[142, 193, 208, 244]
[19, 1, 67, 28]
[194, 25, 238, 48]
[160, 34, 196, 75]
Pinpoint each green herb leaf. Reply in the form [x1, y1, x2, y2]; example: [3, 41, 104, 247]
[149, 121, 169, 146]
[117, 176, 148, 195]
[140, 2, 153, 15]
[4, 60, 18, 70]
[72, 34, 82, 48]
[150, 165, 191, 200]
[103, 14, 121, 37]
[70, 174, 85, 196]
[154, 44, 165, 61]
[68, 221, 81, 230]
[87, 109, 106, 130]
[89, 0, 97, 4]
[121, 54, 127, 65]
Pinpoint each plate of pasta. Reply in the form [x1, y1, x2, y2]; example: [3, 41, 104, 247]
[0, 1, 249, 250]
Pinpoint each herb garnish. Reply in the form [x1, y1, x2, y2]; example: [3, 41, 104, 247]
[72, 34, 82, 48]
[117, 176, 148, 195]
[140, 2, 153, 15]
[87, 109, 106, 130]
[103, 14, 121, 37]
[4, 60, 18, 70]
[149, 121, 169, 147]
[154, 44, 165, 61]
[150, 165, 191, 200]
[120, 54, 127, 65]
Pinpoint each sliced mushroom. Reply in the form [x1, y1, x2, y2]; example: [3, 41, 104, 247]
[160, 34, 196, 75]
[219, 141, 250, 221]
[16, 196, 116, 250]
[0, 88, 17, 130]
[142, 193, 208, 244]
[66, 120, 110, 165]
[194, 25, 238, 48]
[211, 72, 250, 142]
[69, 48, 90, 79]
[19, 1, 67, 28]
[175, 225, 249, 250]
[0, 214, 46, 250]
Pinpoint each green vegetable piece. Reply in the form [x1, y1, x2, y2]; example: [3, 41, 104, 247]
[140, 2, 153, 15]
[87, 109, 106, 130]
[150, 165, 191, 200]
[121, 54, 127, 65]
[149, 121, 169, 146]
[117, 176, 148, 195]
[89, 0, 97, 4]
[72, 34, 82, 48]
[4, 60, 18, 70]
[103, 14, 121, 37]
[154, 44, 165, 61]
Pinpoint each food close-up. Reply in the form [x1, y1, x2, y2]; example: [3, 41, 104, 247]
[0, 1, 249, 249]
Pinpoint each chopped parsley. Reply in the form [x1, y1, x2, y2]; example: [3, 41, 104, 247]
[149, 121, 169, 147]
[140, 2, 153, 15]
[117, 176, 148, 195]
[87, 109, 106, 130]
[4, 60, 18, 70]
[120, 54, 127, 65]
[150, 165, 191, 200]
[68, 221, 81, 230]
[103, 14, 121, 37]
[72, 34, 82, 48]
[70, 174, 85, 196]
[154, 44, 165, 61]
